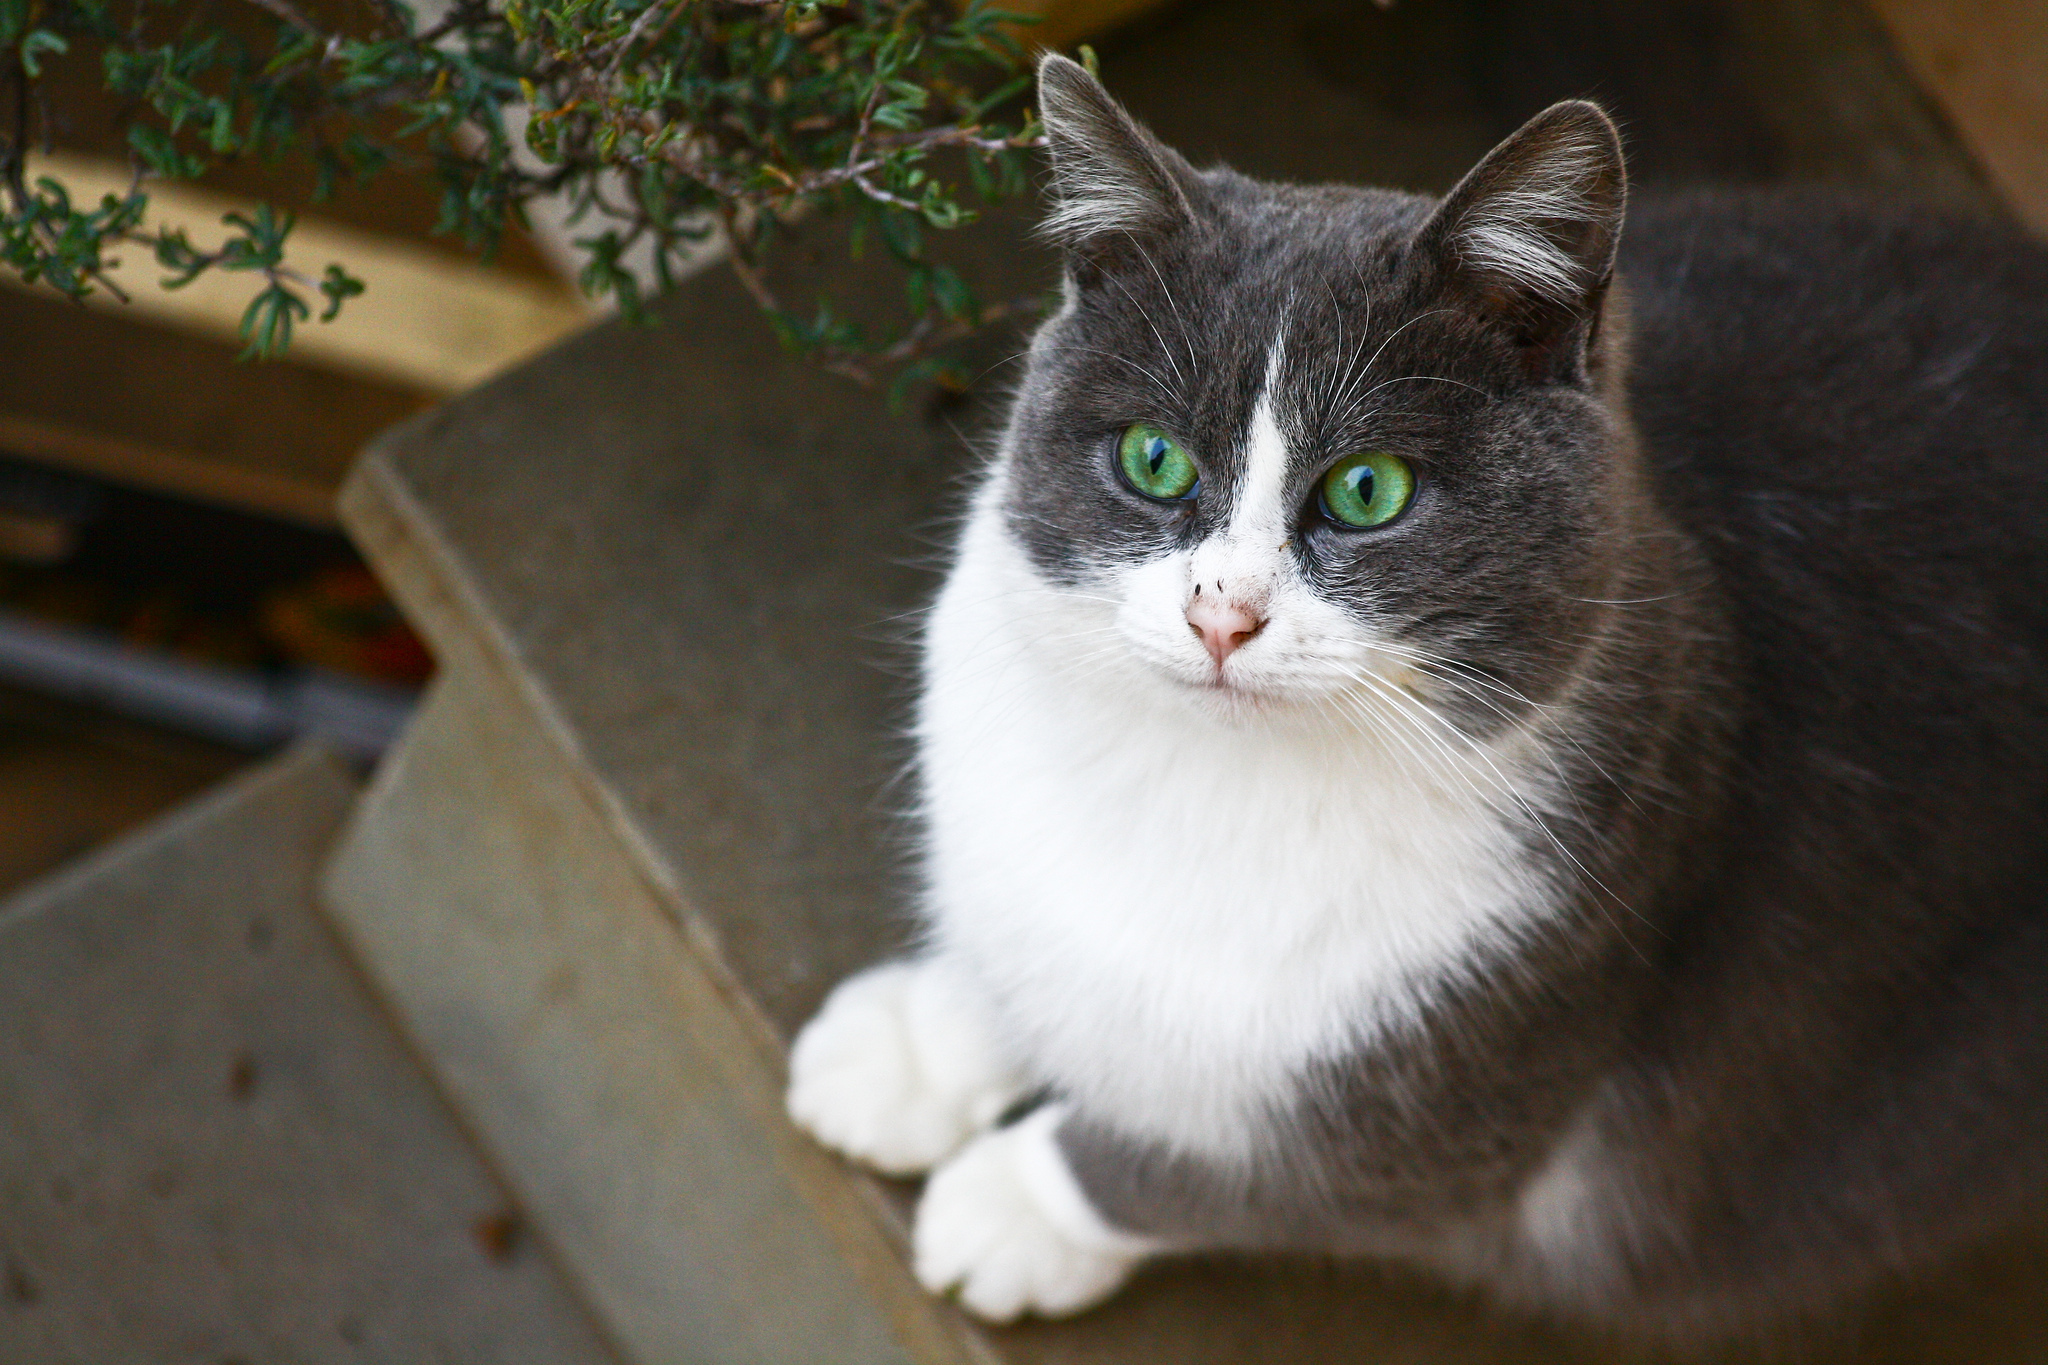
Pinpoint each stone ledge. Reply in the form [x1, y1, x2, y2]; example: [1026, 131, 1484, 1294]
[0, 745, 620, 1363]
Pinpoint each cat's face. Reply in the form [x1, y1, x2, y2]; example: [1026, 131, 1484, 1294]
[997, 60, 1633, 736]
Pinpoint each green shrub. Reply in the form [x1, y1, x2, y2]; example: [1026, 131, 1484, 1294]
[0, 0, 1049, 388]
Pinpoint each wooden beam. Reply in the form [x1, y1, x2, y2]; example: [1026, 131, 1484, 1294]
[1864, 0, 2048, 235]
[0, 288, 424, 526]
[9, 154, 598, 397]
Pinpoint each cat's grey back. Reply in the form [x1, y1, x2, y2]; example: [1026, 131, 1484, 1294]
[1595, 193, 2048, 1320]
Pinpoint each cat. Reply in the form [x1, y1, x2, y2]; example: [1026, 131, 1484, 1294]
[786, 52, 2048, 1335]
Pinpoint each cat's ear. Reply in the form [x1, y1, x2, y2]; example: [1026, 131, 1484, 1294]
[1417, 100, 1626, 380]
[1036, 54, 1200, 273]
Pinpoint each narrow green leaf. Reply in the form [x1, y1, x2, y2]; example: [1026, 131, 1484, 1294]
[20, 29, 69, 78]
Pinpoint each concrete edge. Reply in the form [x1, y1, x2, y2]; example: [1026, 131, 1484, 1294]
[0, 742, 351, 939]
[336, 444, 993, 1365]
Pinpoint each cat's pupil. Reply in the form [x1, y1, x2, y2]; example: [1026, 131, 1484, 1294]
[1146, 438, 1170, 475]
[1345, 466, 1376, 500]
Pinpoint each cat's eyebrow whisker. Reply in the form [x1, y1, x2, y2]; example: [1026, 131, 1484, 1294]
[1316, 274, 1380, 428]
[1315, 276, 1346, 422]
[1333, 307, 1459, 419]
[972, 347, 1042, 387]
[1353, 374, 1490, 404]
[1307, 282, 1370, 437]
[1056, 344, 1178, 405]
[1118, 230, 1201, 386]
[1099, 269, 1189, 393]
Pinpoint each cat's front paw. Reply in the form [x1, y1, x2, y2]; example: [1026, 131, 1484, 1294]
[915, 1106, 1159, 1322]
[787, 958, 1022, 1177]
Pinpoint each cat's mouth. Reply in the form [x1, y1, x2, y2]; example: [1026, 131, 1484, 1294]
[1174, 660, 1290, 712]
[1155, 647, 1434, 721]
[1195, 670, 1255, 696]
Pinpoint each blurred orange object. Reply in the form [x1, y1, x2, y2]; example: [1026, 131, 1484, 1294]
[262, 564, 433, 686]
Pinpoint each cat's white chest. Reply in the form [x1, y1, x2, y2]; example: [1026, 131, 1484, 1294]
[917, 518, 1554, 1161]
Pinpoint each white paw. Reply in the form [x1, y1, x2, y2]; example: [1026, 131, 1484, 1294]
[787, 959, 1023, 1177]
[915, 1106, 1158, 1322]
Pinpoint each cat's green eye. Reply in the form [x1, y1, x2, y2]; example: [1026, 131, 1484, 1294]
[1319, 451, 1416, 529]
[1117, 423, 1199, 502]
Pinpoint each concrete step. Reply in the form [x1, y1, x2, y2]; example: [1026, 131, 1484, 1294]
[317, 2, 2034, 1362]
[0, 745, 621, 1364]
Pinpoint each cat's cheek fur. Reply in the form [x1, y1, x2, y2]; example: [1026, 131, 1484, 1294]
[785, 957, 1026, 1177]
[1111, 551, 1231, 688]
[915, 1105, 1164, 1322]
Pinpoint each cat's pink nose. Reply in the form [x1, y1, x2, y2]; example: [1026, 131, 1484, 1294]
[1186, 591, 1266, 667]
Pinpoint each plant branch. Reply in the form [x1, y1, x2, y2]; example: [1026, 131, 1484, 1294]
[239, 0, 323, 37]
[3, 54, 27, 211]
[6, 0, 1044, 387]
[602, 0, 687, 79]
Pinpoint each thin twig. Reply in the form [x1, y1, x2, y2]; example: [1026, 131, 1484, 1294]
[844, 67, 886, 174]
[603, 0, 684, 79]
[4, 57, 135, 304]
[570, 59, 1041, 217]
[715, 202, 782, 315]
[239, 0, 324, 37]
[2, 53, 28, 210]
[416, 0, 488, 45]
[850, 171, 917, 211]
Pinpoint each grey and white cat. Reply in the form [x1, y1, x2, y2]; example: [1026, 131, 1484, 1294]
[787, 54, 2048, 1333]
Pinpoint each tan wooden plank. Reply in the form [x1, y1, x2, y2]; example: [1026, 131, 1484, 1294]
[0, 288, 425, 525]
[10, 154, 597, 396]
[27, 13, 568, 288]
[0, 681, 243, 898]
[1865, 0, 2048, 234]
[0, 411, 343, 527]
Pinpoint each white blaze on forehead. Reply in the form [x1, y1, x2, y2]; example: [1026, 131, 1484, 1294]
[1201, 338, 1294, 580]
[1227, 389, 1294, 543]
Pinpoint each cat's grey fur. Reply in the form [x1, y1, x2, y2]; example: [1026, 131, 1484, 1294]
[792, 55, 2048, 1334]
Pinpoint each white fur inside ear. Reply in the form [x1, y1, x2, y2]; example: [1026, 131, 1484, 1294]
[1452, 129, 1612, 304]
[786, 958, 1024, 1177]
[915, 1105, 1161, 1322]
[1040, 157, 1166, 243]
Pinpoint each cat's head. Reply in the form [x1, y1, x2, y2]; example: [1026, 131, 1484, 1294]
[993, 56, 1642, 735]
